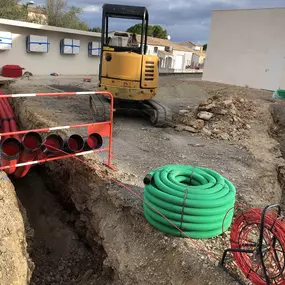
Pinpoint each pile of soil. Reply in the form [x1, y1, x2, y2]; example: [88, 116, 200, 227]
[0, 172, 33, 285]
[174, 94, 257, 141]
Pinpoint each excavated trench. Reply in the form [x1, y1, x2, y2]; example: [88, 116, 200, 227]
[12, 166, 117, 285]
[11, 157, 236, 285]
[0, 85, 118, 285]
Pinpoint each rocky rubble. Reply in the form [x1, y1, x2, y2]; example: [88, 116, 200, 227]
[174, 94, 256, 141]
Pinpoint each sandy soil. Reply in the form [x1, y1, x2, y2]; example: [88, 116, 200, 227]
[0, 171, 33, 285]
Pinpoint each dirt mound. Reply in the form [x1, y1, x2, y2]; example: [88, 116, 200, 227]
[174, 94, 257, 141]
[0, 171, 34, 285]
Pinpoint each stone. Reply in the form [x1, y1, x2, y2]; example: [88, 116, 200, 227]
[197, 111, 213, 121]
[199, 99, 213, 106]
[187, 119, 205, 130]
[175, 125, 186, 132]
[199, 103, 215, 111]
[230, 108, 237, 115]
[216, 109, 227, 115]
[202, 128, 212, 136]
[179, 110, 189, 115]
[219, 133, 230, 140]
[212, 128, 221, 134]
[223, 99, 233, 106]
[0, 246, 6, 253]
[175, 125, 198, 133]
[184, 126, 198, 133]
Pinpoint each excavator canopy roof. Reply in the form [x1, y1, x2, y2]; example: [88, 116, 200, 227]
[102, 4, 148, 20]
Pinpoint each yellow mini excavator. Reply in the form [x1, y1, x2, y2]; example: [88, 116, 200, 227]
[89, 3, 172, 127]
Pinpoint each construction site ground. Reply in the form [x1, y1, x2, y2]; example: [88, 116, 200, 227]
[1, 74, 285, 285]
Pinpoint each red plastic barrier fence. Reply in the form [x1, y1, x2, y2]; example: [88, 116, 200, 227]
[0, 91, 115, 172]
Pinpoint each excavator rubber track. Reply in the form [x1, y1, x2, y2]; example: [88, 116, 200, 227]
[143, 99, 172, 127]
[89, 95, 172, 127]
[89, 94, 111, 122]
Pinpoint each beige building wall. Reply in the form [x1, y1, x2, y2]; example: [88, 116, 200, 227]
[147, 45, 197, 73]
[0, 21, 101, 75]
[203, 8, 285, 91]
[28, 11, 48, 25]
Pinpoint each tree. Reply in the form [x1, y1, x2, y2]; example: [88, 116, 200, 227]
[0, 0, 28, 21]
[151, 25, 168, 39]
[126, 24, 168, 39]
[203, 44, 207, 51]
[44, 0, 89, 31]
[89, 27, 101, 32]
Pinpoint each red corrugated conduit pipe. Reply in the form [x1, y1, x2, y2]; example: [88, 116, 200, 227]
[65, 134, 84, 153]
[84, 133, 103, 150]
[0, 91, 42, 177]
[0, 93, 22, 174]
[1, 98, 20, 141]
[1, 137, 21, 174]
[0, 98, 11, 134]
[38, 134, 64, 159]
[13, 132, 43, 178]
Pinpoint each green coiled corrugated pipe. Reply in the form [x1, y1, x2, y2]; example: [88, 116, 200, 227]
[143, 165, 236, 239]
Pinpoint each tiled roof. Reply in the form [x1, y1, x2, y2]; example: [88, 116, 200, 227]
[178, 41, 207, 57]
[137, 35, 197, 53]
[178, 41, 201, 47]
[158, 50, 173, 56]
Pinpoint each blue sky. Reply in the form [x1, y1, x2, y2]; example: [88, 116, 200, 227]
[23, 0, 285, 43]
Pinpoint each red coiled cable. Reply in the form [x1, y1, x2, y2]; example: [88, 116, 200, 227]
[230, 208, 285, 285]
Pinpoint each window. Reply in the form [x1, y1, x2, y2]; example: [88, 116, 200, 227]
[154, 46, 158, 53]
[60, 39, 80, 55]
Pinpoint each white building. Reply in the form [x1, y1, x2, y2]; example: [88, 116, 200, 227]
[146, 37, 200, 73]
[178, 41, 206, 67]
[203, 8, 285, 91]
[109, 31, 200, 74]
[0, 19, 101, 75]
